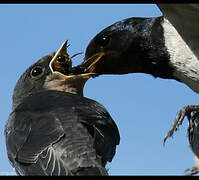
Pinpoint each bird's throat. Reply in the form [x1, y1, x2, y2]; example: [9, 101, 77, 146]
[44, 74, 87, 97]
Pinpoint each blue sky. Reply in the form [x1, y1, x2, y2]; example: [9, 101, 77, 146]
[1, 4, 198, 175]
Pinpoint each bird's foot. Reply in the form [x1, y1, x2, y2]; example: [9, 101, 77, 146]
[184, 166, 199, 176]
[163, 105, 199, 145]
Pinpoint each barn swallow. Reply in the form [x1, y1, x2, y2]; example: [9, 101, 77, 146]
[5, 41, 120, 175]
[70, 4, 199, 175]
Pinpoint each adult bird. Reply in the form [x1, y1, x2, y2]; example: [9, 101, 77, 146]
[70, 4, 199, 175]
[4, 41, 120, 176]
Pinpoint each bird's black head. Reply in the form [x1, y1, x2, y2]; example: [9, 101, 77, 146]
[13, 53, 54, 109]
[78, 16, 174, 79]
[12, 41, 95, 110]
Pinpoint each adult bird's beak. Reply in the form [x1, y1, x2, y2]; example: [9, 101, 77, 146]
[50, 40, 97, 80]
[81, 52, 106, 73]
[70, 51, 118, 76]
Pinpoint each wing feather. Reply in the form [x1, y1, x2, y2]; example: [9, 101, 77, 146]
[5, 91, 119, 175]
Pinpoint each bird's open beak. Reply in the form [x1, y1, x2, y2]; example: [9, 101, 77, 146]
[69, 51, 108, 76]
[50, 40, 97, 80]
[49, 40, 71, 74]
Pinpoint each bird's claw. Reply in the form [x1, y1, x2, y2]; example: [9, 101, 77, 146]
[184, 166, 199, 176]
[163, 105, 199, 145]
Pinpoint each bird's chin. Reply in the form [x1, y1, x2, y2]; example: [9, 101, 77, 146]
[44, 72, 96, 96]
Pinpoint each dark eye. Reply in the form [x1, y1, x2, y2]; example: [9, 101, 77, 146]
[98, 35, 111, 48]
[31, 66, 43, 77]
[57, 56, 65, 63]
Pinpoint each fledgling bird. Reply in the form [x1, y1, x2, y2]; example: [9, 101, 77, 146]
[4, 41, 120, 176]
[70, 4, 199, 175]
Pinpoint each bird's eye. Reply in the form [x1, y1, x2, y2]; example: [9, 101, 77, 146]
[31, 66, 44, 77]
[57, 56, 65, 63]
[98, 35, 111, 48]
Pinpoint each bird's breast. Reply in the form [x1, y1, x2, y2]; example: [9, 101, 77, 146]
[162, 18, 199, 93]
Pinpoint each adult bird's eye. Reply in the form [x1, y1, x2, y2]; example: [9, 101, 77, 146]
[98, 35, 111, 48]
[31, 66, 43, 77]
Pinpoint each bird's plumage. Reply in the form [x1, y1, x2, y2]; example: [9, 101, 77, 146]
[5, 90, 119, 175]
[157, 4, 199, 58]
[158, 4, 199, 175]
[5, 51, 120, 175]
[188, 112, 199, 159]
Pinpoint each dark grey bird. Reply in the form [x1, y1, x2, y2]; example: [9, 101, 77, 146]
[70, 4, 199, 175]
[4, 41, 120, 176]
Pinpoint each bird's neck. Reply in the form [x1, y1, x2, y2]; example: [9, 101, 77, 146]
[44, 74, 88, 97]
[162, 18, 199, 93]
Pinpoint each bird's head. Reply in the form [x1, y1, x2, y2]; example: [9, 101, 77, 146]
[71, 16, 175, 80]
[74, 15, 199, 94]
[12, 41, 96, 109]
